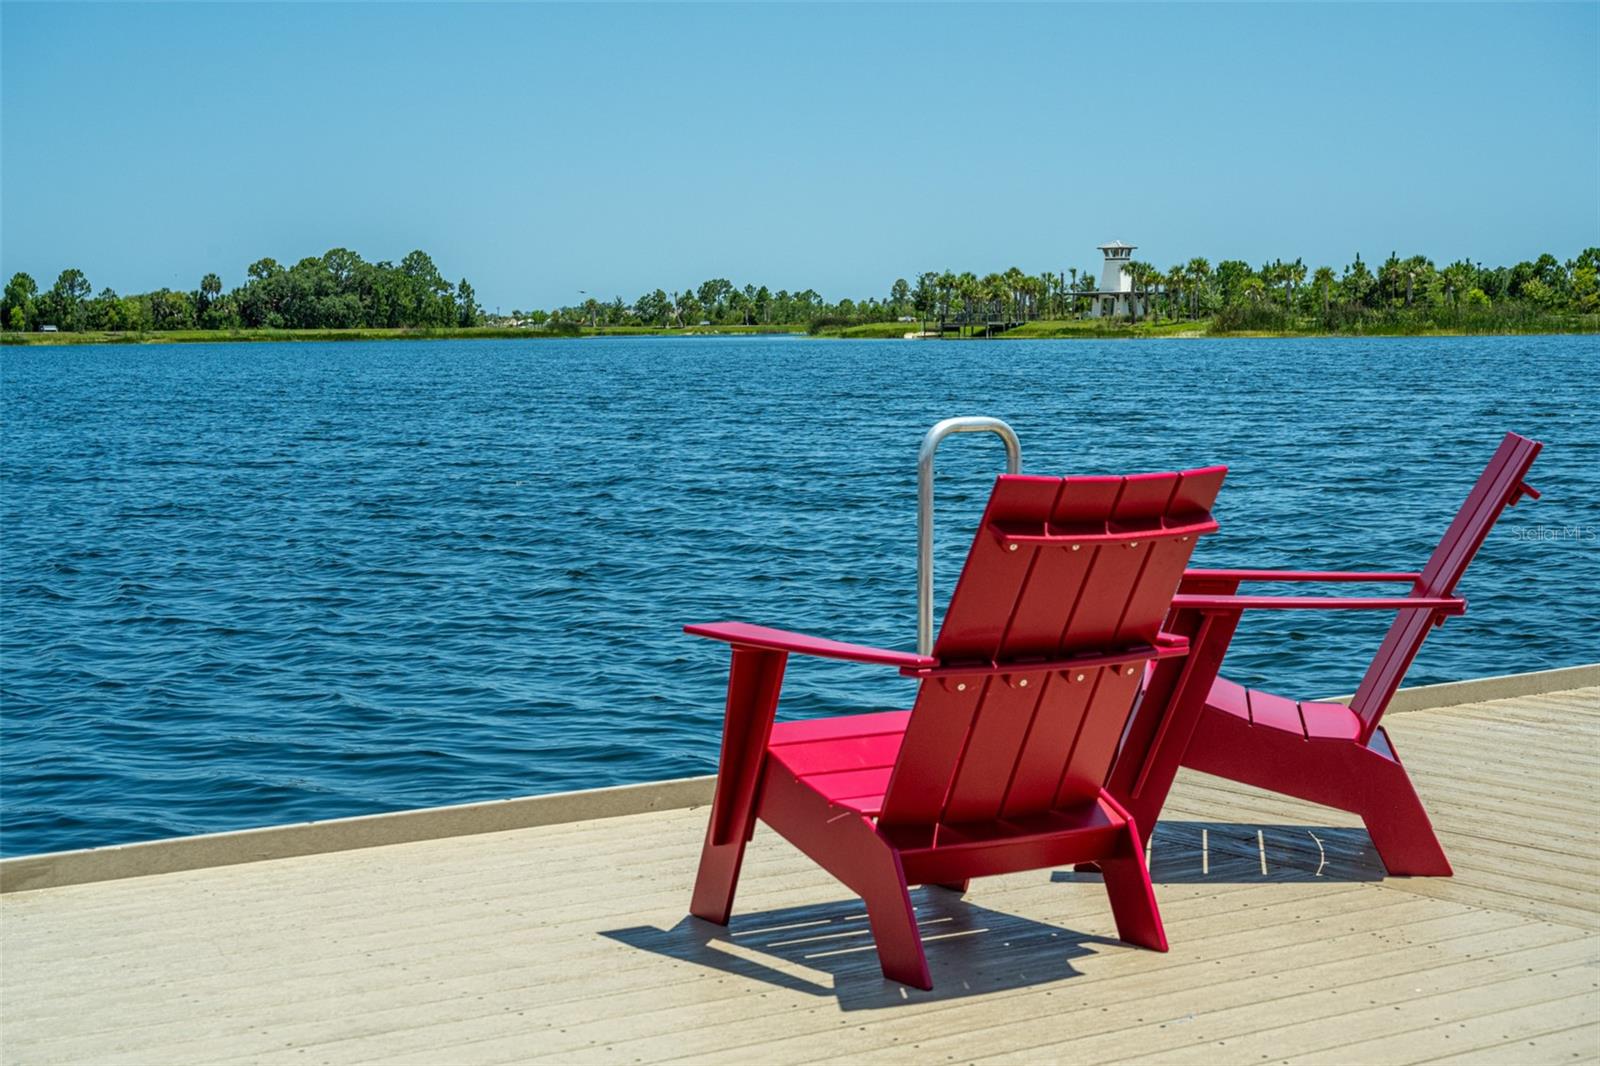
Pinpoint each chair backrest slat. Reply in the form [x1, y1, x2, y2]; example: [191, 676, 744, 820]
[879, 465, 1225, 829]
[1349, 432, 1541, 741]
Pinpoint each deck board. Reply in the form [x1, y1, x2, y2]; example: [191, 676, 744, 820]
[3, 686, 1597, 1065]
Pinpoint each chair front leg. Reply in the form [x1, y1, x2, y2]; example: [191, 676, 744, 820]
[689, 646, 788, 924]
[1099, 815, 1167, 952]
[1355, 730, 1453, 877]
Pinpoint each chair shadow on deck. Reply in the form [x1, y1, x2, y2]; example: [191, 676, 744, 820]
[604, 823, 1385, 1010]
[602, 886, 1121, 1012]
[1051, 821, 1389, 886]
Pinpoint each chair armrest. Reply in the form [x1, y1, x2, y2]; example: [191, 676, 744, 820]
[684, 621, 936, 669]
[1183, 569, 1422, 584]
[1170, 593, 1465, 614]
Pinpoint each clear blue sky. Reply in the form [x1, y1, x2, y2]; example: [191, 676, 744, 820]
[3, 2, 1596, 311]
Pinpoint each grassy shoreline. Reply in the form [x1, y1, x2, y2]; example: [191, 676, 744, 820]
[0, 324, 808, 346]
[4, 316, 1595, 346]
[817, 315, 1600, 340]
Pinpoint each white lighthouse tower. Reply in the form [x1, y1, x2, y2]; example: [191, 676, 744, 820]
[1088, 241, 1144, 318]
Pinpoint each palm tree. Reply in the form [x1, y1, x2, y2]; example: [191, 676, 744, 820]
[1259, 260, 1284, 307]
[1379, 252, 1404, 307]
[979, 272, 1007, 333]
[956, 272, 979, 335]
[1186, 258, 1211, 319]
[1441, 260, 1473, 308]
[1313, 266, 1336, 316]
[1287, 258, 1306, 310]
[936, 271, 957, 325]
[1165, 264, 1185, 320]
[999, 266, 1023, 322]
[1402, 255, 1431, 308]
[1125, 260, 1157, 321]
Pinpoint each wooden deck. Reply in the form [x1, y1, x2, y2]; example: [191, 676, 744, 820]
[3, 686, 1597, 1065]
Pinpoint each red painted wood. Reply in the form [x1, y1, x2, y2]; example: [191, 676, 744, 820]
[1246, 688, 1302, 733]
[1184, 569, 1421, 584]
[881, 476, 1060, 826]
[1207, 676, 1251, 721]
[992, 514, 1219, 548]
[1307, 429, 1507, 771]
[766, 731, 902, 775]
[941, 672, 1046, 824]
[1167, 464, 1229, 515]
[794, 766, 897, 806]
[932, 476, 1064, 662]
[1000, 480, 1102, 658]
[1098, 792, 1168, 951]
[706, 647, 786, 847]
[900, 639, 1188, 679]
[1106, 432, 1540, 883]
[1198, 678, 1359, 741]
[1171, 593, 1465, 612]
[1298, 700, 1361, 741]
[756, 757, 932, 988]
[689, 645, 787, 924]
[1001, 670, 1095, 817]
[1183, 703, 1451, 875]
[1067, 476, 1179, 648]
[768, 709, 910, 747]
[1116, 607, 1241, 831]
[683, 621, 934, 668]
[1048, 475, 1125, 527]
[1054, 665, 1144, 806]
[686, 462, 1225, 987]
[1119, 468, 1226, 643]
[895, 799, 1128, 883]
[1349, 432, 1541, 741]
[876, 680, 986, 827]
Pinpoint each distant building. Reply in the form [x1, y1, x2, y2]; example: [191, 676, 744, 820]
[1086, 241, 1147, 319]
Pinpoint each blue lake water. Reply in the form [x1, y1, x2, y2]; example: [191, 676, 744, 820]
[2, 335, 1597, 857]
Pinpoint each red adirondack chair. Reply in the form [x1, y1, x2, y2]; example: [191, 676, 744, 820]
[685, 465, 1225, 989]
[1111, 432, 1541, 878]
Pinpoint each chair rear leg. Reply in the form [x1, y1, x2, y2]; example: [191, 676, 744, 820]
[860, 854, 932, 989]
[1099, 821, 1168, 952]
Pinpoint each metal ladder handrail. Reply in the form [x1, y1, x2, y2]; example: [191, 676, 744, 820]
[918, 417, 1022, 656]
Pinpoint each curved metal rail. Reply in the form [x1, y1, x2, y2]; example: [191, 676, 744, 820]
[917, 417, 1022, 656]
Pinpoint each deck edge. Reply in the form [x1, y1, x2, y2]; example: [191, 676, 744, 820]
[1323, 661, 1600, 713]
[0, 775, 715, 894]
[4, 663, 1594, 894]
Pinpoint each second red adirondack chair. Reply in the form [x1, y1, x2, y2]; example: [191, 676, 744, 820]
[1111, 432, 1541, 878]
[685, 465, 1225, 989]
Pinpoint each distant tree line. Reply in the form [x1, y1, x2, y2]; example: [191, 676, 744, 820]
[531, 249, 1600, 333]
[530, 281, 837, 330]
[1101, 249, 1600, 332]
[1, 248, 481, 333]
[6, 247, 1595, 336]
